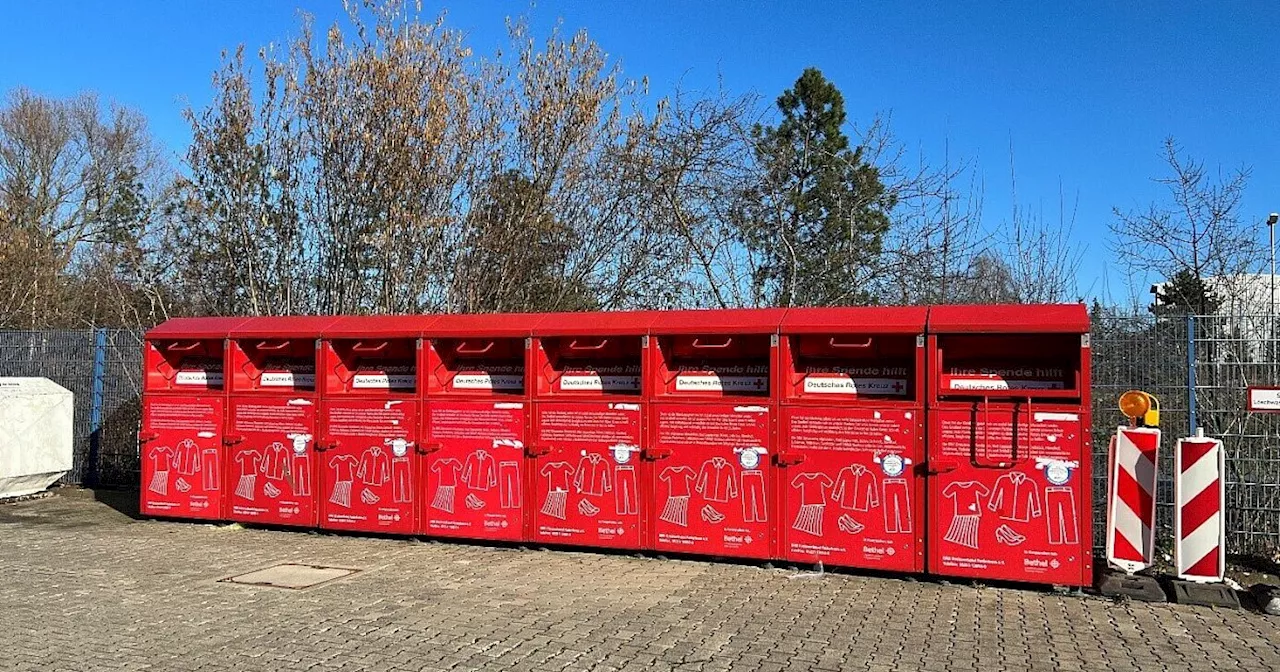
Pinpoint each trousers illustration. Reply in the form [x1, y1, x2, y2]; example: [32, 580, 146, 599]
[291, 454, 310, 496]
[201, 449, 220, 491]
[882, 478, 912, 534]
[615, 465, 637, 516]
[741, 470, 767, 523]
[499, 461, 520, 510]
[392, 457, 411, 504]
[1045, 486, 1078, 545]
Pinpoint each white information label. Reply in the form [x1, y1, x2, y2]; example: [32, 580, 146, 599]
[947, 378, 1064, 391]
[1249, 388, 1280, 412]
[175, 370, 223, 386]
[802, 376, 907, 395]
[260, 371, 316, 387]
[352, 373, 417, 390]
[559, 374, 641, 392]
[1034, 412, 1080, 422]
[674, 373, 767, 392]
[453, 373, 524, 390]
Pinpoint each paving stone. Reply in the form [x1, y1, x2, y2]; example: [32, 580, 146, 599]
[1, 491, 1278, 671]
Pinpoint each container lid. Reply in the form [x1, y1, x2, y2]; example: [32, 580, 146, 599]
[928, 304, 1090, 334]
[230, 316, 342, 338]
[534, 311, 656, 336]
[648, 308, 786, 335]
[781, 306, 928, 334]
[324, 315, 436, 338]
[146, 317, 249, 340]
[429, 312, 545, 338]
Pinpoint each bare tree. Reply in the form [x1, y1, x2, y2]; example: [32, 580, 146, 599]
[997, 147, 1084, 303]
[0, 88, 169, 327]
[1111, 137, 1259, 313]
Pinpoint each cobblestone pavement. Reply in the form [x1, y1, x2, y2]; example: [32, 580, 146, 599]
[2, 490, 1278, 672]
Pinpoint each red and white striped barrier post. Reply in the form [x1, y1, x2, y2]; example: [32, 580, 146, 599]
[1106, 426, 1160, 574]
[1174, 432, 1226, 583]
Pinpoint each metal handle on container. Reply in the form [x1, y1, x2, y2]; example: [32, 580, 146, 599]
[454, 341, 495, 355]
[568, 338, 609, 351]
[525, 443, 553, 457]
[776, 452, 806, 466]
[643, 446, 673, 460]
[691, 337, 733, 349]
[828, 337, 873, 349]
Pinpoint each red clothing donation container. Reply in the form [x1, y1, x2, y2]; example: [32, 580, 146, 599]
[317, 316, 433, 535]
[777, 308, 927, 572]
[529, 312, 652, 550]
[645, 309, 784, 560]
[139, 317, 245, 520]
[926, 305, 1092, 586]
[420, 314, 539, 542]
[225, 316, 337, 527]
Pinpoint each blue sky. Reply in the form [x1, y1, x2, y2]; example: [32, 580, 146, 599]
[2, 1, 1277, 304]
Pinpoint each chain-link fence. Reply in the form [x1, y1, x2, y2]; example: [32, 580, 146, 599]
[0, 329, 144, 486]
[1090, 311, 1280, 560]
[1, 316, 1278, 559]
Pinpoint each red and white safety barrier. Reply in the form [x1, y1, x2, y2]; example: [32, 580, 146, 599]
[1106, 426, 1160, 574]
[1174, 434, 1226, 583]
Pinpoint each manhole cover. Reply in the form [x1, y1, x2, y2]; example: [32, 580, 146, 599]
[221, 563, 358, 590]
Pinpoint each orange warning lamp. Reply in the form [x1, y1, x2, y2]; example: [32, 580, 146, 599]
[1118, 390, 1160, 427]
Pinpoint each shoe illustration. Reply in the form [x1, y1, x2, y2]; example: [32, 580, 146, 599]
[701, 505, 725, 524]
[837, 514, 864, 535]
[995, 524, 1025, 546]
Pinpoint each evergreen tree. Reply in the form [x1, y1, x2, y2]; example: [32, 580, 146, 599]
[743, 68, 894, 306]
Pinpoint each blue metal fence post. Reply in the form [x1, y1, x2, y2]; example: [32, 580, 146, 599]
[1187, 314, 1197, 436]
[87, 328, 107, 486]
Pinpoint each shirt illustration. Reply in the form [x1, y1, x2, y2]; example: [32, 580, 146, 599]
[329, 454, 359, 483]
[174, 439, 203, 475]
[149, 446, 173, 471]
[988, 472, 1041, 521]
[358, 447, 391, 487]
[262, 442, 291, 480]
[696, 457, 738, 502]
[792, 473, 835, 506]
[943, 481, 990, 515]
[432, 458, 463, 488]
[463, 450, 498, 490]
[541, 461, 575, 492]
[235, 450, 263, 476]
[574, 453, 612, 496]
[832, 464, 878, 511]
[659, 466, 697, 498]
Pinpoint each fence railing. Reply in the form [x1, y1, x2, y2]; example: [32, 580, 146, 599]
[0, 329, 144, 486]
[1, 314, 1278, 560]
